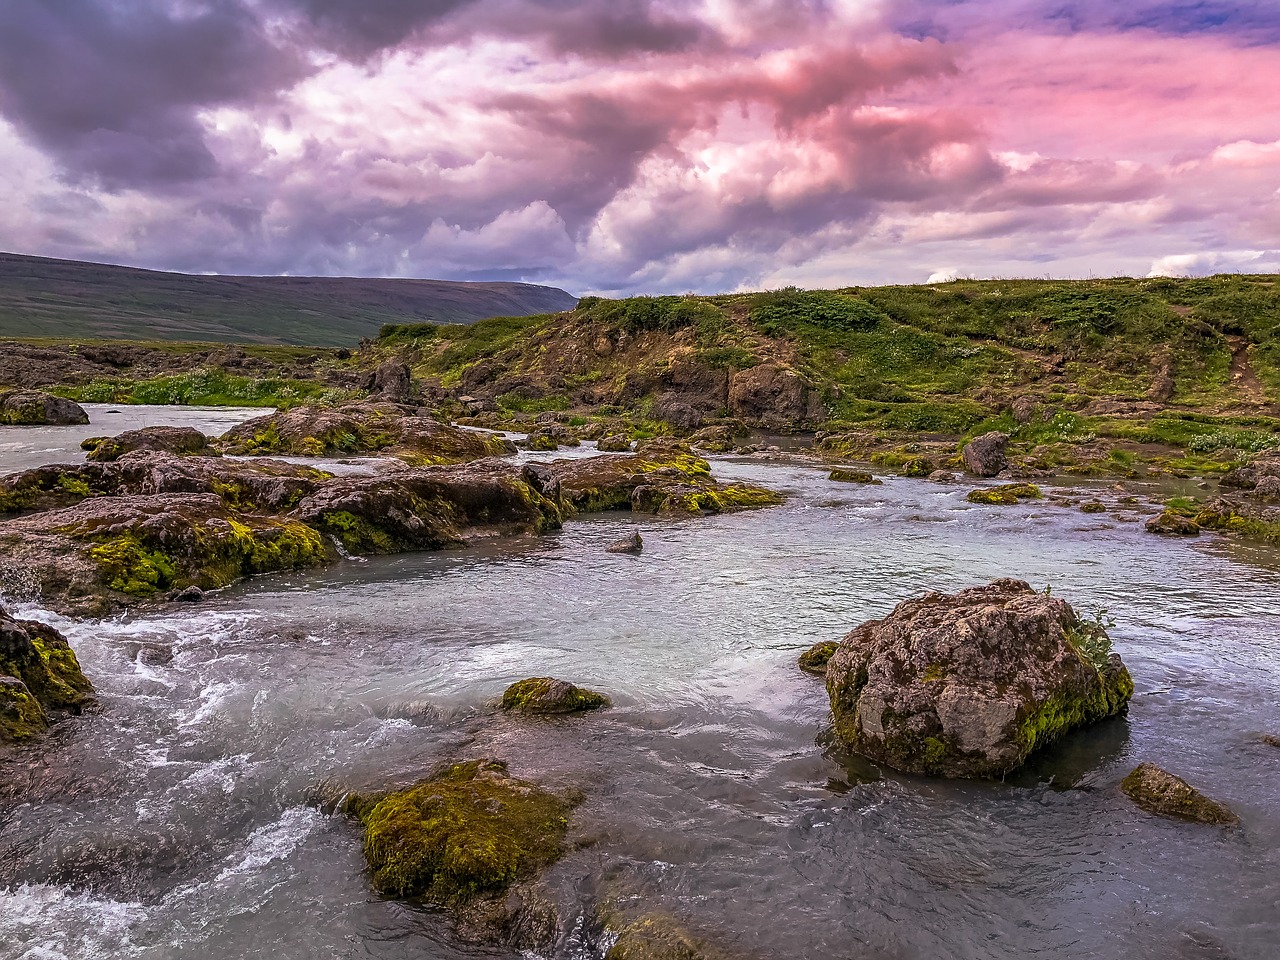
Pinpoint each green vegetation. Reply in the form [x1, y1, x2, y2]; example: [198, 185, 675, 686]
[53, 368, 352, 409]
[500, 677, 611, 714]
[349, 759, 577, 901]
[966, 483, 1042, 505]
[0, 252, 576, 345]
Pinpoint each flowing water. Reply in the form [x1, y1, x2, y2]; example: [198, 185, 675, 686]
[1, 414, 1278, 960]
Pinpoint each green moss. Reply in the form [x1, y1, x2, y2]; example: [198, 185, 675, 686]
[500, 677, 610, 714]
[798, 641, 838, 674]
[966, 483, 1042, 505]
[352, 759, 577, 901]
[89, 534, 178, 596]
[314, 509, 401, 554]
[0, 680, 47, 741]
[56, 476, 92, 497]
[829, 469, 879, 484]
[670, 485, 785, 513]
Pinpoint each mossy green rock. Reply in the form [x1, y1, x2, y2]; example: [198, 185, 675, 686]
[1145, 510, 1201, 536]
[606, 914, 734, 960]
[966, 483, 1042, 505]
[829, 469, 880, 485]
[798, 640, 838, 674]
[350, 759, 578, 902]
[825, 579, 1133, 779]
[0, 390, 88, 426]
[1, 606, 94, 742]
[501, 677, 610, 714]
[1120, 762, 1239, 825]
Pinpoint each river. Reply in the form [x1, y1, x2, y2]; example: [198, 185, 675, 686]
[1, 407, 1277, 959]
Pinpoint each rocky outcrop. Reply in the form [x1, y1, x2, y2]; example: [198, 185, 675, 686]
[345, 759, 579, 947]
[1120, 763, 1238, 825]
[84, 426, 214, 462]
[367, 359, 415, 402]
[0, 391, 89, 426]
[217, 403, 515, 463]
[501, 677, 610, 714]
[825, 579, 1133, 778]
[1, 607, 93, 742]
[548, 441, 783, 516]
[962, 432, 1010, 477]
[727, 365, 825, 430]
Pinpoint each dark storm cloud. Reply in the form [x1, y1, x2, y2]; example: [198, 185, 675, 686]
[0, 0, 308, 188]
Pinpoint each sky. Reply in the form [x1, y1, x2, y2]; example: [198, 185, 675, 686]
[1, 0, 1278, 295]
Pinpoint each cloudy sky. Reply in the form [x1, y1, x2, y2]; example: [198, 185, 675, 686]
[1, 0, 1278, 294]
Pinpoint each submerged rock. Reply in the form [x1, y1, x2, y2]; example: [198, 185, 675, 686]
[347, 758, 578, 910]
[825, 578, 1133, 778]
[217, 403, 515, 463]
[607, 531, 643, 554]
[1261, 734, 1280, 749]
[962, 432, 1010, 477]
[798, 640, 838, 675]
[0, 606, 94, 742]
[85, 426, 214, 462]
[605, 913, 740, 960]
[501, 677, 610, 714]
[1120, 762, 1239, 825]
[0, 390, 89, 426]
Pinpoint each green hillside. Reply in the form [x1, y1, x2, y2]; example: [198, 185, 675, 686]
[0, 253, 577, 346]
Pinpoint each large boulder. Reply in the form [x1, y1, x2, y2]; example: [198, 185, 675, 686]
[0, 390, 89, 426]
[85, 426, 214, 462]
[1, 607, 94, 742]
[368, 359, 415, 403]
[962, 432, 1010, 477]
[501, 677, 610, 714]
[825, 579, 1133, 778]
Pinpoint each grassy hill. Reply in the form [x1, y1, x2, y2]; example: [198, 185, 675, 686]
[0, 252, 577, 346]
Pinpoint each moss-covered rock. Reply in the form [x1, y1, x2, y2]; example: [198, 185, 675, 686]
[348, 759, 579, 902]
[606, 531, 643, 554]
[501, 677, 611, 714]
[596, 434, 634, 452]
[218, 403, 516, 463]
[1145, 510, 1200, 536]
[829, 469, 880, 484]
[605, 914, 729, 960]
[1, 607, 94, 742]
[85, 426, 214, 462]
[1120, 762, 1239, 825]
[0, 391, 88, 426]
[1080, 500, 1107, 514]
[798, 640, 838, 675]
[825, 579, 1133, 778]
[966, 483, 1042, 505]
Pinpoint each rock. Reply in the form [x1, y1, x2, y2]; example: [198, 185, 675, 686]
[927, 470, 958, 484]
[171, 585, 206, 603]
[1120, 763, 1239, 825]
[1255, 476, 1280, 500]
[346, 758, 579, 915]
[798, 640, 838, 675]
[962, 432, 1010, 477]
[1146, 511, 1200, 536]
[1011, 397, 1040, 424]
[548, 449, 782, 516]
[605, 913, 737, 960]
[1261, 734, 1280, 749]
[1080, 501, 1107, 514]
[825, 578, 1134, 778]
[606, 531, 643, 554]
[218, 403, 516, 463]
[966, 483, 1041, 505]
[727, 364, 825, 430]
[86, 426, 214, 462]
[0, 391, 89, 426]
[596, 434, 633, 452]
[368, 359, 415, 402]
[829, 469, 880, 484]
[501, 677, 611, 714]
[518, 425, 579, 451]
[688, 425, 738, 453]
[1, 606, 94, 742]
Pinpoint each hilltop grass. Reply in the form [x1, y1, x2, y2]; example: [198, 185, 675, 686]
[52, 369, 356, 409]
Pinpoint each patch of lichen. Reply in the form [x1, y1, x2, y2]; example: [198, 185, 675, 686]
[966, 483, 1042, 505]
[1, 617, 94, 743]
[665, 484, 785, 514]
[352, 759, 578, 902]
[0, 469, 103, 515]
[214, 518, 329, 583]
[798, 641, 838, 674]
[501, 677, 610, 713]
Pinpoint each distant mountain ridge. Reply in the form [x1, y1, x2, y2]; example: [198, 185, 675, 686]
[0, 252, 578, 346]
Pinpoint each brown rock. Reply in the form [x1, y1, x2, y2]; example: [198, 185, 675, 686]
[1120, 762, 1238, 825]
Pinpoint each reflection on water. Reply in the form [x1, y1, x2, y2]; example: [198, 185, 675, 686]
[1, 446, 1278, 959]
